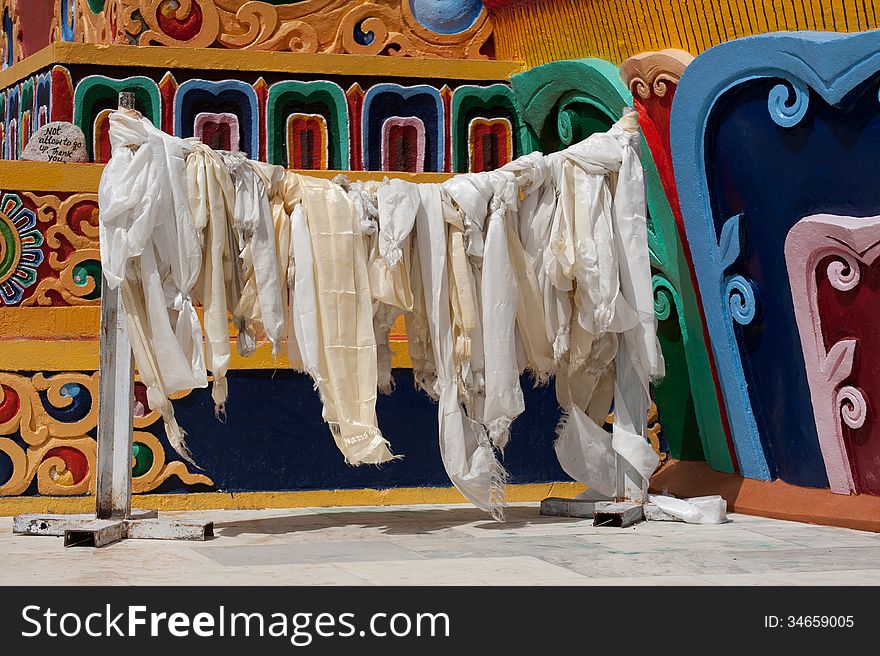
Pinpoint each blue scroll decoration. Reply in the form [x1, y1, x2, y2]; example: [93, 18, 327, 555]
[671, 30, 880, 486]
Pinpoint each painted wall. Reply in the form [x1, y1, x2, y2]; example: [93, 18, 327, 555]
[0, 62, 534, 173]
[4, 2, 880, 513]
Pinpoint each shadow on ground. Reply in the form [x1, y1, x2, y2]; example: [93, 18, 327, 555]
[212, 505, 585, 538]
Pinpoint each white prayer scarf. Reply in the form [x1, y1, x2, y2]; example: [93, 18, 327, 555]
[98, 111, 206, 463]
[542, 116, 664, 500]
[370, 179, 416, 393]
[185, 141, 238, 417]
[473, 171, 523, 452]
[98, 110, 662, 515]
[286, 174, 396, 466]
[220, 152, 286, 358]
[413, 182, 506, 519]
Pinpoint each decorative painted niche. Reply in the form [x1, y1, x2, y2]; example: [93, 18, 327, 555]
[362, 84, 444, 172]
[266, 80, 349, 170]
[511, 57, 733, 471]
[450, 84, 535, 173]
[672, 30, 880, 490]
[620, 49, 735, 469]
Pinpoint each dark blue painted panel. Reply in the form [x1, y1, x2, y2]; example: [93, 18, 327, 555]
[706, 74, 880, 487]
[151, 369, 568, 493]
[175, 81, 258, 158]
[362, 85, 444, 171]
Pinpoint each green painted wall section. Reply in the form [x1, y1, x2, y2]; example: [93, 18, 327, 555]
[266, 81, 349, 170]
[510, 58, 733, 471]
[73, 76, 161, 161]
[450, 84, 537, 172]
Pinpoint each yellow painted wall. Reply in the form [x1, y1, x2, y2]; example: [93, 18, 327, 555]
[489, 0, 880, 66]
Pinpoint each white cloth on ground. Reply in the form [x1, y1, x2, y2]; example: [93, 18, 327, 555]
[649, 494, 728, 524]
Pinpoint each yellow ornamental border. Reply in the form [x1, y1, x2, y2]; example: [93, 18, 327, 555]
[0, 482, 586, 515]
[0, 42, 523, 91]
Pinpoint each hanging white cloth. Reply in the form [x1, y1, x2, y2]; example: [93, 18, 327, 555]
[413, 182, 506, 519]
[285, 174, 396, 466]
[98, 109, 662, 517]
[185, 140, 236, 417]
[540, 115, 664, 501]
[98, 110, 206, 463]
[219, 151, 286, 358]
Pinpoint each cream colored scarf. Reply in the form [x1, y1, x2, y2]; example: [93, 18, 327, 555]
[286, 174, 396, 466]
[185, 141, 236, 417]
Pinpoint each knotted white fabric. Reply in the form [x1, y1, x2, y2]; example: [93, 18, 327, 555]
[540, 116, 664, 501]
[98, 109, 663, 519]
[185, 141, 236, 417]
[287, 174, 396, 466]
[220, 152, 286, 359]
[98, 111, 206, 464]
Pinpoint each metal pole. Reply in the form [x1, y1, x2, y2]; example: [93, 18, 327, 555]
[14, 90, 213, 544]
[95, 92, 136, 519]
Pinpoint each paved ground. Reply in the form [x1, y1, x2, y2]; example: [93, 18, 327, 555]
[2, 503, 880, 585]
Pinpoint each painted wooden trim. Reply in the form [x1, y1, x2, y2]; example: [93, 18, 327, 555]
[0, 482, 586, 515]
[0, 338, 413, 372]
[0, 161, 455, 193]
[0, 43, 524, 91]
[784, 214, 879, 494]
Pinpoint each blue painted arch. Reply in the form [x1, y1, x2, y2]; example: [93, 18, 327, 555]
[671, 30, 880, 485]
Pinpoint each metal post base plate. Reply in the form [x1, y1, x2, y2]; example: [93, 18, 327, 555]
[540, 497, 601, 519]
[13, 509, 213, 548]
[592, 502, 645, 528]
[541, 497, 685, 528]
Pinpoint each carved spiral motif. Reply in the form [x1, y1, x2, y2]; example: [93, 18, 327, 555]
[768, 79, 810, 128]
[725, 275, 758, 325]
[631, 74, 676, 100]
[826, 254, 861, 292]
[652, 278, 676, 322]
[557, 108, 577, 146]
[0, 371, 212, 496]
[837, 385, 867, 430]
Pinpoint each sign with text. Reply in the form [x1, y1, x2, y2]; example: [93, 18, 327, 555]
[22, 122, 88, 163]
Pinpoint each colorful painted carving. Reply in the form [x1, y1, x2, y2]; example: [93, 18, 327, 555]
[0, 192, 43, 306]
[450, 83, 533, 172]
[0, 191, 101, 308]
[266, 80, 348, 169]
[2, 65, 521, 173]
[672, 30, 880, 489]
[175, 79, 258, 157]
[362, 84, 444, 172]
[0, 371, 211, 496]
[113, 0, 493, 59]
[786, 215, 880, 496]
[73, 74, 161, 161]
[620, 49, 735, 471]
